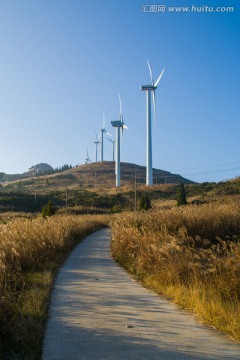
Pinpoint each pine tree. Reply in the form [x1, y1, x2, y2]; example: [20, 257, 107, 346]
[139, 195, 152, 211]
[42, 200, 54, 218]
[177, 183, 187, 206]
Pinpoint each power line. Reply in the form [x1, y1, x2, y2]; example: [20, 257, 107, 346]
[182, 167, 240, 177]
[172, 161, 240, 172]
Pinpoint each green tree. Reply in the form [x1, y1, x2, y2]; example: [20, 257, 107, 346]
[42, 200, 54, 218]
[139, 195, 151, 211]
[177, 183, 187, 206]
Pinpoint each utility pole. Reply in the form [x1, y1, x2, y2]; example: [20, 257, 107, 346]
[66, 187, 68, 210]
[134, 174, 137, 213]
[34, 168, 37, 203]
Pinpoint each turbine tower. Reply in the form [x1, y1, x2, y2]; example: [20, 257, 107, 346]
[141, 61, 165, 185]
[107, 138, 116, 161]
[100, 114, 111, 162]
[111, 95, 128, 187]
[93, 132, 100, 162]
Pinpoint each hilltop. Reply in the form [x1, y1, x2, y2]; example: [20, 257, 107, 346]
[28, 163, 54, 175]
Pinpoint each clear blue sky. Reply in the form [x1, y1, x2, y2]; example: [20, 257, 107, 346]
[0, 0, 239, 182]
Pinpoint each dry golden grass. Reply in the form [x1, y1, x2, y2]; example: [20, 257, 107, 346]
[111, 196, 240, 341]
[0, 213, 109, 359]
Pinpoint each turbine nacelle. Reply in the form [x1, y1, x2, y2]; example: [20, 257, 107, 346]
[111, 120, 122, 127]
[141, 85, 156, 91]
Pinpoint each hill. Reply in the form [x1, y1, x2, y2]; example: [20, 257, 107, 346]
[2, 161, 194, 191]
[1, 162, 238, 214]
[0, 161, 193, 213]
[0, 163, 54, 182]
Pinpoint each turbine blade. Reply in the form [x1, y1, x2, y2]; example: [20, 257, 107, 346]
[123, 124, 128, 129]
[154, 67, 165, 87]
[103, 113, 105, 129]
[147, 60, 154, 85]
[152, 90, 156, 127]
[107, 138, 113, 142]
[119, 94, 122, 118]
[106, 132, 112, 137]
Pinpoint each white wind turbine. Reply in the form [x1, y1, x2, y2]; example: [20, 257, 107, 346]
[141, 60, 165, 185]
[107, 138, 116, 162]
[99, 114, 111, 162]
[93, 132, 100, 162]
[85, 148, 92, 164]
[111, 95, 128, 187]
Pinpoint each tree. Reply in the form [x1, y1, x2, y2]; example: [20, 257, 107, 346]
[139, 194, 151, 211]
[177, 183, 187, 206]
[42, 200, 54, 218]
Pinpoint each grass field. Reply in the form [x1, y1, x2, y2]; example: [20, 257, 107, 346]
[0, 214, 109, 359]
[111, 195, 240, 341]
[0, 179, 239, 358]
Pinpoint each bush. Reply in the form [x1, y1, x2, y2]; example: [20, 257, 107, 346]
[42, 200, 54, 218]
[139, 195, 151, 211]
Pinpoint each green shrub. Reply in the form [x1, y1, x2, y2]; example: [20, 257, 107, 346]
[139, 195, 151, 211]
[42, 201, 54, 218]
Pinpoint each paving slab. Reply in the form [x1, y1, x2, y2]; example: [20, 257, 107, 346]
[42, 228, 240, 359]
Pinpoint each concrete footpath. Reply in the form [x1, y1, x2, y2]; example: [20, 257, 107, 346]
[42, 228, 240, 359]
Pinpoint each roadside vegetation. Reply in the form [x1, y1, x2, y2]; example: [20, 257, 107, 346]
[0, 214, 109, 359]
[0, 175, 239, 358]
[111, 195, 240, 341]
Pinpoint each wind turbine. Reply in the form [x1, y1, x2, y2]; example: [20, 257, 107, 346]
[141, 60, 165, 185]
[107, 138, 116, 161]
[93, 132, 100, 162]
[99, 114, 111, 162]
[111, 95, 128, 187]
[85, 148, 92, 164]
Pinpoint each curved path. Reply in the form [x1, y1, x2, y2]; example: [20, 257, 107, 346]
[43, 228, 240, 359]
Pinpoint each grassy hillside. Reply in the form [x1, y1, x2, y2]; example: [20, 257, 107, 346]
[0, 165, 239, 213]
[0, 161, 193, 213]
[2, 161, 193, 191]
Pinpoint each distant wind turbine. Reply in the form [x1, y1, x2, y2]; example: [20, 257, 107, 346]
[141, 60, 165, 185]
[107, 138, 116, 162]
[85, 148, 92, 164]
[111, 95, 128, 187]
[99, 114, 111, 162]
[93, 132, 100, 162]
